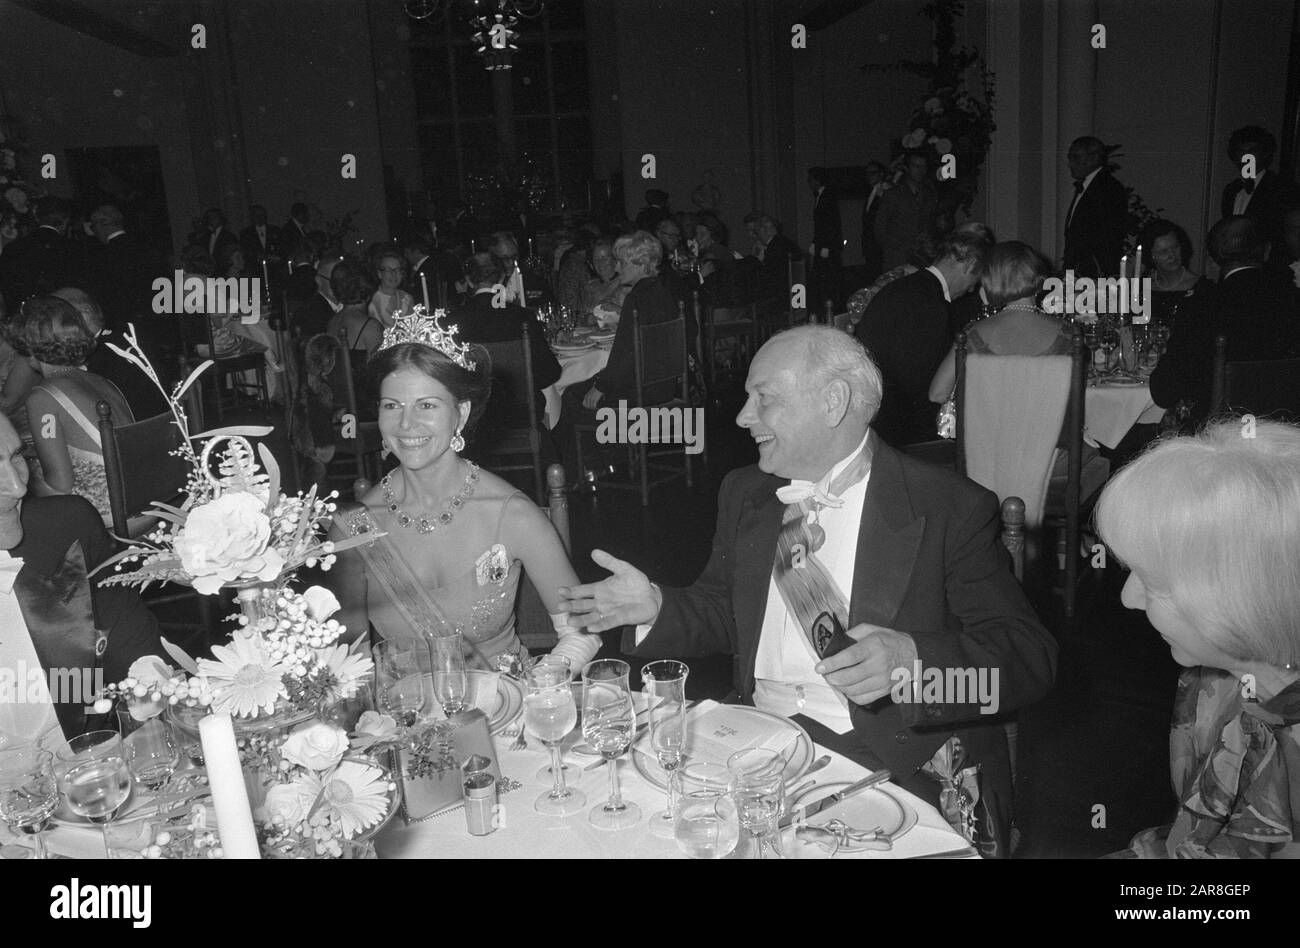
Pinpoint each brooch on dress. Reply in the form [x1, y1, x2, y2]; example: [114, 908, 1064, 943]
[475, 544, 510, 586]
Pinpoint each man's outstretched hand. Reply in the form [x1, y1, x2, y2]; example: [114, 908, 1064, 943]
[558, 549, 661, 634]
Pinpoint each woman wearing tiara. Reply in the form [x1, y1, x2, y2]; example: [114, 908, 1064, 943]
[328, 307, 600, 670]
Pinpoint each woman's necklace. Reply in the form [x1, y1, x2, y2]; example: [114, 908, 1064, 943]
[999, 301, 1041, 314]
[382, 462, 480, 534]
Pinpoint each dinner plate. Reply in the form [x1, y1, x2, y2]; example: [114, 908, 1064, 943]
[788, 781, 918, 851]
[553, 341, 596, 352]
[486, 676, 524, 734]
[633, 706, 814, 791]
[1097, 376, 1147, 388]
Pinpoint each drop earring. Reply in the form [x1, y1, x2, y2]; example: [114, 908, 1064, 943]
[450, 429, 465, 453]
[381, 439, 392, 460]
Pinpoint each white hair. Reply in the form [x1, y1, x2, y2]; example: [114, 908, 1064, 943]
[777, 325, 883, 422]
[1095, 418, 1300, 667]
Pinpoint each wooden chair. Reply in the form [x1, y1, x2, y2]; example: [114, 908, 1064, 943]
[1210, 333, 1300, 420]
[955, 328, 1106, 618]
[573, 308, 702, 506]
[998, 496, 1027, 783]
[179, 308, 269, 424]
[694, 290, 758, 393]
[97, 400, 212, 632]
[475, 322, 547, 505]
[516, 465, 572, 652]
[328, 330, 383, 494]
[274, 323, 304, 492]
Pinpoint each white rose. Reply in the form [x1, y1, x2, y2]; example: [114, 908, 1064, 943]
[924, 96, 944, 115]
[934, 138, 954, 155]
[280, 721, 349, 771]
[127, 656, 173, 689]
[174, 493, 285, 595]
[301, 586, 340, 622]
[355, 711, 398, 741]
[262, 780, 316, 827]
[902, 128, 927, 149]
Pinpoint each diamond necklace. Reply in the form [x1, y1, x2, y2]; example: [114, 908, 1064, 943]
[382, 462, 480, 534]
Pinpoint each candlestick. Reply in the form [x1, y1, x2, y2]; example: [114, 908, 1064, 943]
[261, 259, 271, 302]
[421, 272, 430, 311]
[1133, 243, 1143, 310]
[198, 713, 261, 859]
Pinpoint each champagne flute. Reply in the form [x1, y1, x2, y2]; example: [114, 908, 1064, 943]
[728, 747, 786, 859]
[117, 709, 180, 791]
[581, 659, 641, 830]
[429, 630, 469, 717]
[642, 659, 689, 839]
[672, 763, 739, 859]
[374, 640, 429, 729]
[0, 748, 58, 860]
[524, 663, 585, 816]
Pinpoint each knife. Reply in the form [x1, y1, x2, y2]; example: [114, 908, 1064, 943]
[778, 769, 892, 829]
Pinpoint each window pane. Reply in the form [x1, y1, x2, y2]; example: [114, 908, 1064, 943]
[557, 115, 592, 208]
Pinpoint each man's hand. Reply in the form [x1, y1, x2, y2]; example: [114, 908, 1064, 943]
[582, 387, 604, 411]
[558, 549, 661, 633]
[815, 623, 918, 706]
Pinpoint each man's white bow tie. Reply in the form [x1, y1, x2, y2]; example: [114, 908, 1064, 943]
[0, 551, 24, 595]
[776, 481, 844, 508]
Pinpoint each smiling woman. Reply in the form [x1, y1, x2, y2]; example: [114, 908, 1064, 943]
[326, 315, 599, 673]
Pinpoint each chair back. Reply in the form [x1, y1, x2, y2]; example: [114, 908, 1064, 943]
[477, 323, 544, 502]
[97, 402, 190, 538]
[956, 331, 1075, 528]
[631, 308, 689, 407]
[335, 328, 364, 419]
[1211, 333, 1300, 420]
[510, 464, 571, 652]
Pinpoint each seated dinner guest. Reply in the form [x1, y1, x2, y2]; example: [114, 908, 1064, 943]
[0, 411, 163, 740]
[328, 310, 599, 671]
[1140, 219, 1213, 328]
[19, 295, 134, 524]
[1096, 420, 1300, 858]
[560, 326, 1056, 849]
[579, 237, 626, 323]
[368, 250, 415, 329]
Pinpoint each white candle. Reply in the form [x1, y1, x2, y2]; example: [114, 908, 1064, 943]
[198, 713, 261, 859]
[421, 272, 430, 311]
[1133, 243, 1143, 310]
[261, 259, 271, 301]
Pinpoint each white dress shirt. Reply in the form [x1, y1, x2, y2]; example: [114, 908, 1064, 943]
[752, 431, 872, 734]
[0, 550, 61, 743]
[925, 265, 953, 302]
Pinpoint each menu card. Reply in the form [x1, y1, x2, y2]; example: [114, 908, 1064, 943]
[637, 705, 798, 770]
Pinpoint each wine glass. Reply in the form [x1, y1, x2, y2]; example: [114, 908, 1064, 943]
[533, 656, 577, 782]
[672, 762, 739, 859]
[117, 710, 180, 791]
[581, 659, 641, 830]
[374, 640, 429, 728]
[728, 747, 787, 859]
[1097, 315, 1120, 375]
[642, 660, 689, 839]
[57, 732, 133, 857]
[0, 747, 58, 860]
[429, 630, 469, 717]
[524, 663, 585, 816]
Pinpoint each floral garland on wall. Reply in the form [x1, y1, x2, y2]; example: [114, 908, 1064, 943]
[863, 0, 996, 219]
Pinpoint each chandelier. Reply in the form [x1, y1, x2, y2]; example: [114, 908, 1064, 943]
[404, 0, 547, 70]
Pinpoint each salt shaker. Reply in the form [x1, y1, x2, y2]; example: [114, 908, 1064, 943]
[464, 772, 498, 836]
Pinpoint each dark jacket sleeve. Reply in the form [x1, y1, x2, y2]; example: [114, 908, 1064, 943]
[527, 318, 562, 390]
[620, 469, 745, 658]
[891, 487, 1058, 727]
[593, 281, 646, 396]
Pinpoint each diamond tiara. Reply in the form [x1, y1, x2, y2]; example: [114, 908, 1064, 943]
[378, 304, 477, 370]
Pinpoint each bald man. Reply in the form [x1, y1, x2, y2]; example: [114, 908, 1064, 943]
[560, 327, 1055, 851]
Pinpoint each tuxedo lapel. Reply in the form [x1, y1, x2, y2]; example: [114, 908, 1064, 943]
[849, 434, 925, 629]
[734, 476, 785, 690]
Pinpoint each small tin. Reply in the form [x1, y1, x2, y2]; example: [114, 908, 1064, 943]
[464, 771, 498, 836]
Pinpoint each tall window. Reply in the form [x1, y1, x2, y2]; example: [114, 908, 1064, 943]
[409, 3, 591, 219]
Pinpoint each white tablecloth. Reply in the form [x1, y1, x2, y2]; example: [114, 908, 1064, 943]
[543, 345, 611, 429]
[375, 700, 973, 860]
[1084, 381, 1165, 449]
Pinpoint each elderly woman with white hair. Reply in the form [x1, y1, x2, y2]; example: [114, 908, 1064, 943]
[1096, 418, 1300, 858]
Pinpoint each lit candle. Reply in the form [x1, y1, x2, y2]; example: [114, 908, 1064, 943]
[1133, 243, 1143, 310]
[261, 259, 271, 298]
[421, 272, 430, 311]
[198, 713, 261, 859]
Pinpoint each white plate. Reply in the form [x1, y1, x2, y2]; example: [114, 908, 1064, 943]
[487, 676, 524, 734]
[789, 780, 918, 851]
[633, 706, 814, 791]
[553, 343, 596, 353]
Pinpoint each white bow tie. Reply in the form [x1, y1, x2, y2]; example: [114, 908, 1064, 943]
[775, 481, 843, 508]
[0, 551, 24, 595]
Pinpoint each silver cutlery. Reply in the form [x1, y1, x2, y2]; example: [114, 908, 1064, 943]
[778, 768, 892, 829]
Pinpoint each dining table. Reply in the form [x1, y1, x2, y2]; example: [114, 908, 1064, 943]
[7, 698, 977, 861]
[542, 336, 613, 429]
[1083, 375, 1165, 449]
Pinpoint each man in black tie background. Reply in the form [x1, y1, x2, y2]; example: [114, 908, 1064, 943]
[859, 161, 890, 281]
[808, 167, 843, 312]
[1219, 126, 1300, 268]
[240, 204, 283, 271]
[1062, 136, 1128, 278]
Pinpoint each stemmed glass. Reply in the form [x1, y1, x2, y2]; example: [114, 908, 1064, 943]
[429, 630, 470, 717]
[728, 747, 787, 859]
[533, 656, 576, 782]
[671, 763, 739, 859]
[642, 660, 689, 839]
[524, 663, 585, 816]
[374, 640, 430, 729]
[1096, 315, 1121, 376]
[581, 659, 640, 830]
[56, 731, 133, 857]
[0, 747, 58, 859]
[117, 710, 180, 791]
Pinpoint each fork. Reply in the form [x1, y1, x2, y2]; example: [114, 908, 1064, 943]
[500, 721, 527, 751]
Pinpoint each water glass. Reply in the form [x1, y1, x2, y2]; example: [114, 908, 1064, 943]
[429, 631, 470, 716]
[57, 732, 132, 824]
[374, 640, 430, 728]
[524, 663, 585, 816]
[532, 656, 576, 782]
[672, 763, 739, 859]
[642, 660, 689, 839]
[0, 747, 58, 859]
[581, 659, 640, 830]
[728, 747, 787, 859]
[117, 710, 180, 790]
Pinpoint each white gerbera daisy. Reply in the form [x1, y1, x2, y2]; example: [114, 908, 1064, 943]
[197, 634, 288, 718]
[321, 645, 374, 700]
[310, 761, 390, 838]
